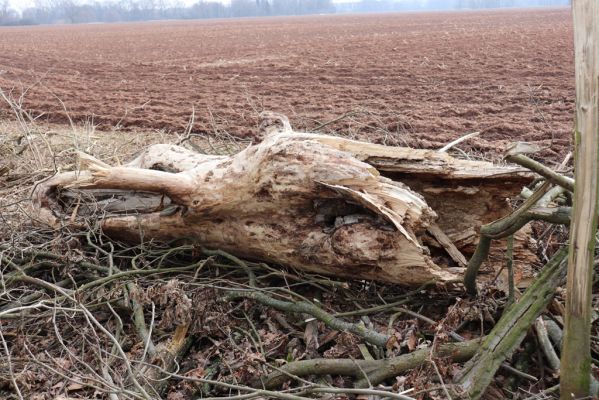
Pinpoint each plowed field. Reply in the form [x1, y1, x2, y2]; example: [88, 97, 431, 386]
[0, 8, 574, 158]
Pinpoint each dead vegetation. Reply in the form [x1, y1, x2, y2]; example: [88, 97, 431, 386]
[1, 89, 598, 400]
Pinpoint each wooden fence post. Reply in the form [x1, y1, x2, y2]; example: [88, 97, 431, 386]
[560, 0, 599, 398]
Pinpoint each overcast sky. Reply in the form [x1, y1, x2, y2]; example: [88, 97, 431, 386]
[8, 0, 201, 11]
[10, 0, 418, 10]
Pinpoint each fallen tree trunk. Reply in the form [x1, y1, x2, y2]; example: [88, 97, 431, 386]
[32, 131, 533, 285]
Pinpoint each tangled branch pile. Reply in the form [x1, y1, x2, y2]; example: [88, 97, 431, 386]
[0, 109, 597, 400]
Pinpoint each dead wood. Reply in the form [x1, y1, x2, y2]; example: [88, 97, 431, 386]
[226, 289, 390, 347]
[453, 247, 568, 399]
[464, 151, 575, 294]
[31, 131, 532, 286]
[0, 163, 9, 178]
[255, 339, 481, 389]
[506, 153, 574, 192]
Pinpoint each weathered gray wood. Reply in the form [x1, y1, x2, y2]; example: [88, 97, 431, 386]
[561, 1, 599, 398]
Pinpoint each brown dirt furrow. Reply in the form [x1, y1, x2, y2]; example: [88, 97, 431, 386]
[0, 8, 575, 159]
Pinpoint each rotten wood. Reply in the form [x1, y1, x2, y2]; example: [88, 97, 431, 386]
[31, 131, 532, 286]
[427, 223, 468, 268]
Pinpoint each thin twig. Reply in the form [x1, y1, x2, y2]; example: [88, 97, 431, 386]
[438, 131, 481, 153]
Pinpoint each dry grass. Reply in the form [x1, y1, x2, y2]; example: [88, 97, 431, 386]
[0, 118, 172, 239]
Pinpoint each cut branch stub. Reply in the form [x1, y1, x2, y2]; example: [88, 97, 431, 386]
[31, 132, 533, 286]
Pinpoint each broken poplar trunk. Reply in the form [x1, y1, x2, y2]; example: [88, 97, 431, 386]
[32, 131, 533, 286]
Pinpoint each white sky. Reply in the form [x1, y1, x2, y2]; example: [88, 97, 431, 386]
[10, 0, 402, 11]
[8, 0, 201, 11]
[9, 0, 35, 11]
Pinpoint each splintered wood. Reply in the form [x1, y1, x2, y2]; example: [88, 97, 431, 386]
[32, 131, 534, 286]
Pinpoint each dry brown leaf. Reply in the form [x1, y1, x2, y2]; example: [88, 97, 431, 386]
[66, 382, 85, 391]
[406, 329, 418, 352]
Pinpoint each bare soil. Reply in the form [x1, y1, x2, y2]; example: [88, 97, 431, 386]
[0, 8, 574, 159]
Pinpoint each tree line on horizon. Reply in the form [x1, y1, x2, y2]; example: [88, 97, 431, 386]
[338, 0, 569, 13]
[0, 0, 571, 26]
